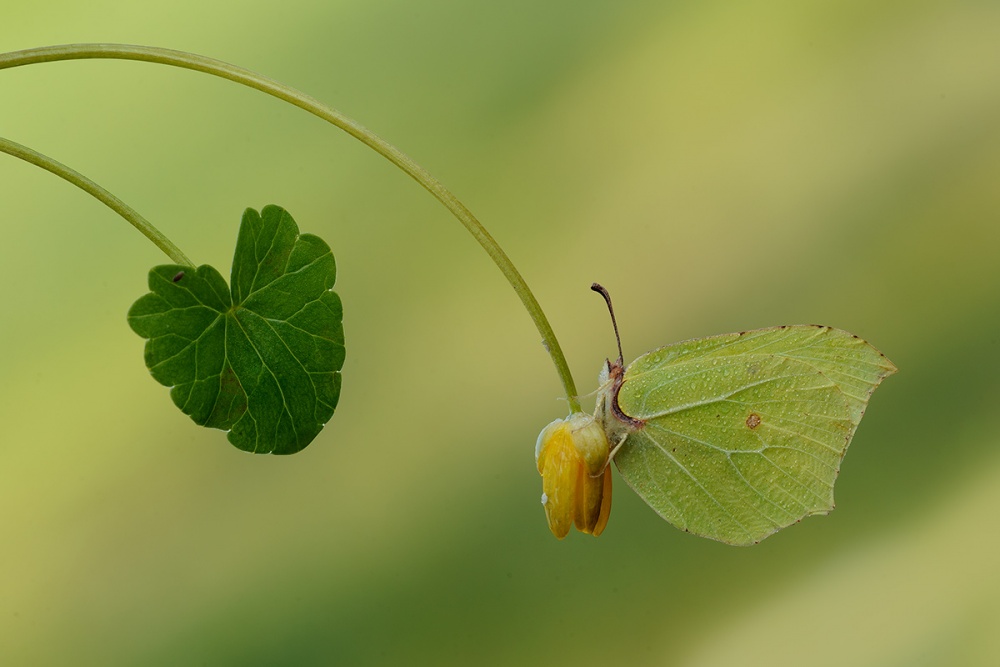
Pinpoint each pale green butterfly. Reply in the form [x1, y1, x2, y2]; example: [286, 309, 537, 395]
[535, 284, 896, 545]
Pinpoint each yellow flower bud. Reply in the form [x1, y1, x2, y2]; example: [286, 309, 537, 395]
[535, 412, 613, 539]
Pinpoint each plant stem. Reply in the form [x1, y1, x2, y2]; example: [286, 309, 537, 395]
[0, 136, 194, 266]
[0, 43, 581, 411]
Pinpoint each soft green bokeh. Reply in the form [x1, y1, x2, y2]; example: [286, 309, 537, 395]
[1, 1, 998, 664]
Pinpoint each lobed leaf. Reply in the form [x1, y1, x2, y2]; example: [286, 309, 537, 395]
[128, 205, 345, 454]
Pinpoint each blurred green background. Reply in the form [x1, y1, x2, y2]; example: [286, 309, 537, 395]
[2, 1, 999, 664]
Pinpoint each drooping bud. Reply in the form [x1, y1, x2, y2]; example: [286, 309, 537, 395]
[535, 412, 613, 539]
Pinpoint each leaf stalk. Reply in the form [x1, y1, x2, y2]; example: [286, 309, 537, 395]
[0, 135, 193, 266]
[0, 44, 581, 410]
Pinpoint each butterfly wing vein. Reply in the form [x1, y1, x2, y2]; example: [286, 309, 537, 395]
[610, 325, 895, 545]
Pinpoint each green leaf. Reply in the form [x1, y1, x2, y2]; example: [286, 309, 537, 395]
[599, 325, 895, 545]
[127, 205, 345, 455]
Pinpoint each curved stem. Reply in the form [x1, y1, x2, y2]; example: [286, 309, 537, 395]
[0, 43, 581, 411]
[0, 136, 193, 266]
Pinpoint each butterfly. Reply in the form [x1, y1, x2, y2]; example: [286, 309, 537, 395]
[536, 284, 896, 545]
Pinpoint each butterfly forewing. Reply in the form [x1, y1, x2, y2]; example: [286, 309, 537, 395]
[608, 325, 896, 545]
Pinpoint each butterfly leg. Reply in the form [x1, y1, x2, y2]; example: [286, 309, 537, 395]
[600, 432, 629, 472]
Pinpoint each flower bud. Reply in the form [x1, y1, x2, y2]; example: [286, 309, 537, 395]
[535, 412, 613, 539]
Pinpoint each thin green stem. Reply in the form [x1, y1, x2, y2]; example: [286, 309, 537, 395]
[0, 136, 193, 266]
[0, 43, 581, 411]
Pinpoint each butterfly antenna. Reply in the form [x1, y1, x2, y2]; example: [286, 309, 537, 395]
[591, 283, 624, 364]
